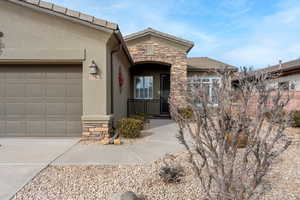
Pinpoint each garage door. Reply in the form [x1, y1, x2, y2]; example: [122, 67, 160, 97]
[0, 64, 82, 137]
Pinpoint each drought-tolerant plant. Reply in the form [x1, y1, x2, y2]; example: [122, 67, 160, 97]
[159, 154, 185, 183]
[117, 118, 143, 138]
[290, 110, 300, 127]
[171, 67, 293, 200]
[178, 107, 193, 119]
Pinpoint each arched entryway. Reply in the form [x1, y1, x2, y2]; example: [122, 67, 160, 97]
[128, 62, 171, 117]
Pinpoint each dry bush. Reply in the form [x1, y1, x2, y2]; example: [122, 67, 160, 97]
[170, 67, 293, 200]
[159, 154, 185, 183]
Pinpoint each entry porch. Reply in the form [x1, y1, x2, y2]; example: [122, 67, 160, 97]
[127, 62, 171, 118]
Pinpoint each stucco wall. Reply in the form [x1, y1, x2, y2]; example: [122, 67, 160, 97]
[111, 49, 131, 125]
[0, 1, 112, 120]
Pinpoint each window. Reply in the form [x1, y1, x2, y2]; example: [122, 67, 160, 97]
[134, 76, 153, 99]
[188, 76, 220, 106]
[278, 81, 290, 90]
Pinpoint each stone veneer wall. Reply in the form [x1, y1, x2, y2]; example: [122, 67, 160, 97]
[82, 120, 111, 139]
[126, 39, 188, 107]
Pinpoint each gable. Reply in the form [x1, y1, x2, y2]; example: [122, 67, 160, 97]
[125, 28, 194, 53]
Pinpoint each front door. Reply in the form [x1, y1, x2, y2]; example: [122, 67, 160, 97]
[160, 74, 170, 114]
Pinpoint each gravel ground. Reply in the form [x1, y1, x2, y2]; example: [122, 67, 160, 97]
[12, 131, 300, 200]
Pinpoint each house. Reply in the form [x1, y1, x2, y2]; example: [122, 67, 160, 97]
[0, 0, 235, 138]
[254, 58, 300, 111]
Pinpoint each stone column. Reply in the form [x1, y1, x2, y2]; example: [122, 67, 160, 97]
[170, 55, 187, 108]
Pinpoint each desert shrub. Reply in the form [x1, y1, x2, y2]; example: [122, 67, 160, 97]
[117, 118, 143, 138]
[291, 111, 300, 127]
[159, 165, 184, 183]
[159, 154, 184, 183]
[171, 68, 292, 200]
[178, 107, 193, 119]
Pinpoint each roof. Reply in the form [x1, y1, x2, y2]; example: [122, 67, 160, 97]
[124, 28, 194, 53]
[187, 57, 237, 71]
[255, 58, 300, 74]
[7, 0, 118, 31]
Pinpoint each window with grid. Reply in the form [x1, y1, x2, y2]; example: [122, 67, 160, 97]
[134, 76, 153, 99]
[188, 76, 220, 106]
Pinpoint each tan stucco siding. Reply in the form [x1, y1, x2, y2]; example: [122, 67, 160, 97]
[111, 50, 131, 125]
[0, 1, 113, 119]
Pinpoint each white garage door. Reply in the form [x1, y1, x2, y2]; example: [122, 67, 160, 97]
[0, 64, 82, 137]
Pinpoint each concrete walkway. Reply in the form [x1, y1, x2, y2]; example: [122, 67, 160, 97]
[0, 138, 79, 200]
[54, 119, 184, 165]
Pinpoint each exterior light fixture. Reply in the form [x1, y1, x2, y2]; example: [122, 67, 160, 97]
[0, 32, 3, 38]
[89, 60, 98, 74]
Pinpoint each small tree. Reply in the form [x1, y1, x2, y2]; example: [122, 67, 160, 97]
[170, 68, 292, 200]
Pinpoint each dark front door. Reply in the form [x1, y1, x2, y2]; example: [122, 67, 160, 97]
[160, 74, 170, 114]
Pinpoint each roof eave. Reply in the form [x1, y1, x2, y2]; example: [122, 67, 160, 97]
[7, 0, 118, 33]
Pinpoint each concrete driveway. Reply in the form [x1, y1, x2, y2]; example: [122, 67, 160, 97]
[54, 119, 185, 165]
[0, 138, 79, 200]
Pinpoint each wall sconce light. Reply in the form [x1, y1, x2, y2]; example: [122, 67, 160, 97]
[0, 32, 3, 38]
[89, 60, 98, 74]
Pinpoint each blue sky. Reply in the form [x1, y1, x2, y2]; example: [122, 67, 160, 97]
[49, 0, 300, 69]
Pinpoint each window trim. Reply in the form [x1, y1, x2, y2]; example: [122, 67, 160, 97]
[134, 76, 154, 100]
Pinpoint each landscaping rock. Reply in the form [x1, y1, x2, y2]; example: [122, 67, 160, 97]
[100, 138, 110, 145]
[120, 191, 140, 200]
[114, 138, 122, 145]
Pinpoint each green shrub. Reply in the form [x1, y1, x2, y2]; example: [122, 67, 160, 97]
[117, 118, 143, 138]
[178, 107, 193, 119]
[291, 111, 300, 127]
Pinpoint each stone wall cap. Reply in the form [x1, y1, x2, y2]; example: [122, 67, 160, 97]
[81, 115, 114, 121]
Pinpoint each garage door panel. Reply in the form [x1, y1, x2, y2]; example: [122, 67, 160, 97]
[5, 72, 25, 79]
[67, 71, 82, 79]
[6, 103, 25, 115]
[25, 84, 45, 97]
[0, 64, 82, 137]
[67, 85, 82, 97]
[0, 121, 4, 134]
[67, 103, 82, 115]
[46, 103, 66, 115]
[5, 84, 25, 97]
[67, 121, 81, 135]
[46, 85, 66, 97]
[46, 121, 66, 135]
[26, 103, 46, 115]
[25, 71, 45, 79]
[6, 121, 26, 135]
[27, 121, 46, 136]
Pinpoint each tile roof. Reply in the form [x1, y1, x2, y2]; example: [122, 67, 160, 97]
[187, 57, 237, 71]
[124, 28, 194, 52]
[7, 0, 119, 31]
